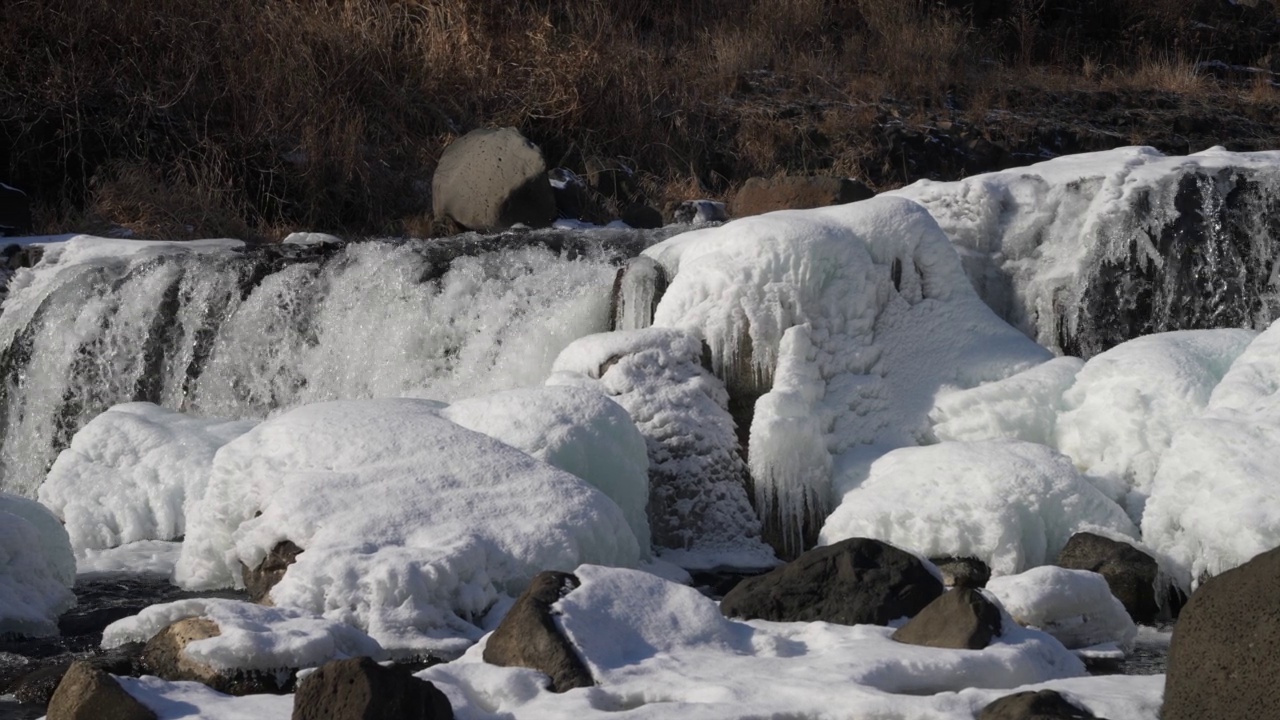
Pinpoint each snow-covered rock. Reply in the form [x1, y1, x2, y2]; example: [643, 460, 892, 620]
[441, 385, 652, 554]
[892, 146, 1280, 357]
[644, 196, 1050, 555]
[39, 402, 257, 552]
[819, 441, 1138, 576]
[986, 566, 1138, 652]
[0, 492, 76, 637]
[931, 356, 1084, 446]
[549, 328, 773, 569]
[173, 398, 642, 655]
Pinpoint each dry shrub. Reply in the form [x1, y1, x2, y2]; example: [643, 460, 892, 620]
[1122, 54, 1207, 94]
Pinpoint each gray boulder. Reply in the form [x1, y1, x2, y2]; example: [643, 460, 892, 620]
[891, 588, 1002, 650]
[719, 538, 943, 625]
[930, 556, 992, 589]
[978, 689, 1099, 719]
[46, 661, 156, 720]
[432, 128, 556, 231]
[1164, 545, 1280, 719]
[1054, 532, 1179, 623]
[730, 176, 873, 218]
[482, 571, 593, 693]
[292, 656, 453, 720]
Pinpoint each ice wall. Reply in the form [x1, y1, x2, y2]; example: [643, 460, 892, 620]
[893, 147, 1280, 357]
[0, 230, 661, 496]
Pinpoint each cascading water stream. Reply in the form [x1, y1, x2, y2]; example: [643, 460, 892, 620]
[0, 229, 669, 497]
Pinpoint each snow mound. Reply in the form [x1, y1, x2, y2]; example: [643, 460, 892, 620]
[174, 399, 641, 654]
[1054, 329, 1256, 518]
[931, 356, 1084, 446]
[549, 328, 773, 570]
[422, 564, 1085, 719]
[441, 385, 652, 554]
[1143, 321, 1280, 588]
[643, 196, 1050, 554]
[39, 402, 256, 552]
[102, 598, 385, 671]
[0, 492, 76, 637]
[819, 441, 1138, 576]
[986, 566, 1137, 651]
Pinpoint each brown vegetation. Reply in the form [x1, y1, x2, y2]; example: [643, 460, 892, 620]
[1, 0, 1277, 239]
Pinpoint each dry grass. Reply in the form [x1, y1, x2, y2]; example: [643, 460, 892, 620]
[0, 0, 1275, 238]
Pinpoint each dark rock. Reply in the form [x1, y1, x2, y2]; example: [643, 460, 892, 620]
[619, 203, 663, 229]
[719, 538, 943, 625]
[1164, 545, 1280, 719]
[242, 540, 303, 604]
[1053, 532, 1178, 623]
[291, 656, 453, 720]
[891, 588, 1003, 650]
[671, 200, 728, 224]
[142, 617, 289, 695]
[584, 157, 637, 204]
[930, 556, 992, 589]
[548, 168, 589, 221]
[10, 644, 143, 707]
[609, 256, 667, 332]
[730, 176, 874, 218]
[2, 243, 42, 270]
[978, 689, 1098, 719]
[431, 127, 556, 232]
[0, 184, 32, 237]
[45, 661, 157, 720]
[482, 571, 593, 693]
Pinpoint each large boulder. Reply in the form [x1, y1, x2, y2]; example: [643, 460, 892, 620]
[431, 127, 556, 231]
[1053, 532, 1178, 623]
[891, 587, 1002, 650]
[9, 644, 143, 708]
[45, 661, 156, 720]
[0, 183, 32, 236]
[729, 176, 873, 218]
[1164, 545, 1280, 719]
[141, 617, 287, 695]
[978, 690, 1099, 719]
[292, 656, 453, 720]
[719, 538, 943, 625]
[482, 571, 593, 693]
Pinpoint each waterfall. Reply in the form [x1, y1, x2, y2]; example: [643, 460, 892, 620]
[0, 230, 662, 497]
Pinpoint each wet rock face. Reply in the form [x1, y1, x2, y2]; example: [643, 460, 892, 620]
[719, 538, 943, 626]
[292, 656, 454, 720]
[482, 571, 593, 693]
[1066, 169, 1280, 359]
[1164, 546, 1280, 720]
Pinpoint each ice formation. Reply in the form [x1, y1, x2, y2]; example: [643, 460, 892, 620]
[819, 441, 1138, 576]
[440, 385, 652, 554]
[549, 328, 773, 569]
[986, 566, 1138, 651]
[102, 598, 386, 671]
[644, 197, 1050, 555]
[892, 146, 1280, 357]
[0, 492, 76, 637]
[39, 402, 256, 551]
[173, 399, 641, 655]
[930, 356, 1084, 446]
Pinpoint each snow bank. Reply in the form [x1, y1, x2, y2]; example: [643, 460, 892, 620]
[0, 492, 76, 637]
[644, 196, 1050, 552]
[174, 399, 641, 654]
[891, 146, 1280, 355]
[420, 564, 1087, 719]
[441, 385, 651, 554]
[986, 566, 1137, 651]
[102, 598, 385, 671]
[39, 403, 256, 551]
[1143, 321, 1280, 588]
[931, 356, 1084, 445]
[1054, 330, 1256, 517]
[819, 441, 1138, 576]
[549, 328, 773, 569]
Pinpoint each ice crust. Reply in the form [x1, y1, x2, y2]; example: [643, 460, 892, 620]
[102, 598, 385, 671]
[819, 441, 1138, 575]
[890, 146, 1280, 353]
[549, 328, 774, 569]
[441, 385, 652, 554]
[986, 566, 1138, 651]
[0, 492, 76, 637]
[39, 402, 257, 551]
[174, 399, 641, 654]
